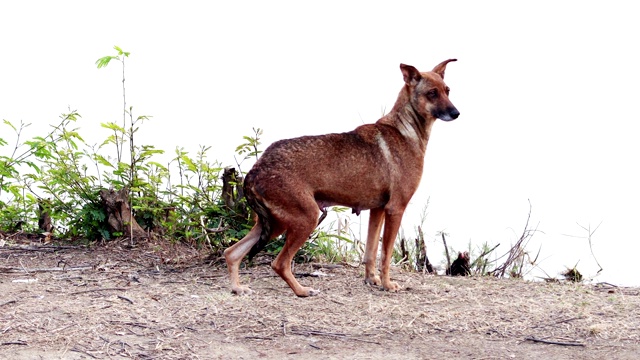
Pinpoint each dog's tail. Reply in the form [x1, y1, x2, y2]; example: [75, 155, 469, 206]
[244, 175, 273, 260]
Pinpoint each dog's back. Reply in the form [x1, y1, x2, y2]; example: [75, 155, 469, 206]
[246, 123, 424, 209]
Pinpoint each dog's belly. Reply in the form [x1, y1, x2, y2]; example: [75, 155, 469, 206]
[315, 190, 389, 215]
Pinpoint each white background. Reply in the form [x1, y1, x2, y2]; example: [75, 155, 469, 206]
[1, 1, 639, 285]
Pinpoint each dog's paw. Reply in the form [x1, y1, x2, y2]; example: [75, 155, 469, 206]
[382, 281, 400, 292]
[364, 275, 381, 286]
[231, 286, 254, 296]
[295, 286, 320, 297]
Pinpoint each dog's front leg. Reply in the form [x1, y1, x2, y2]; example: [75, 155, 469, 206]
[379, 208, 405, 292]
[363, 207, 385, 286]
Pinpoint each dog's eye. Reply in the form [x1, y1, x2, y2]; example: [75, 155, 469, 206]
[445, 87, 450, 95]
[427, 89, 438, 99]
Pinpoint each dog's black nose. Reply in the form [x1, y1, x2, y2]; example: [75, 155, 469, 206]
[449, 107, 460, 119]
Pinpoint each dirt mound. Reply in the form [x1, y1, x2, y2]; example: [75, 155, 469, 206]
[1, 240, 639, 359]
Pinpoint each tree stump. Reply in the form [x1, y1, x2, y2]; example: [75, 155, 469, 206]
[415, 226, 434, 273]
[447, 251, 471, 276]
[221, 167, 248, 218]
[37, 200, 53, 233]
[99, 187, 147, 239]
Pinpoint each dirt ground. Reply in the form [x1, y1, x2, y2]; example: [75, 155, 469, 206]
[1, 238, 639, 360]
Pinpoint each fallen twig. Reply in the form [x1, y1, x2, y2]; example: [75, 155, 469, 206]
[1, 340, 27, 346]
[117, 295, 134, 304]
[70, 287, 128, 295]
[295, 271, 330, 278]
[531, 317, 584, 329]
[290, 328, 380, 344]
[0, 299, 17, 307]
[108, 320, 150, 329]
[71, 346, 99, 359]
[1, 266, 93, 273]
[245, 336, 275, 341]
[0, 244, 86, 252]
[311, 263, 343, 269]
[524, 337, 585, 347]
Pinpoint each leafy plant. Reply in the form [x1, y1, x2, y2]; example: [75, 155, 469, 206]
[0, 46, 281, 256]
[235, 127, 263, 172]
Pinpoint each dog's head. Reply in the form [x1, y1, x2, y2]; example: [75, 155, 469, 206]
[400, 60, 460, 122]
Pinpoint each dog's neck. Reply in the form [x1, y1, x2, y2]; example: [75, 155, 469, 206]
[378, 87, 434, 152]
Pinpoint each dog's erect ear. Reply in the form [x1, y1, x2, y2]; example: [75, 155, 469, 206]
[432, 59, 457, 79]
[400, 64, 422, 86]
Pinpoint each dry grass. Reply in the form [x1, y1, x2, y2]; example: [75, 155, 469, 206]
[1, 239, 639, 359]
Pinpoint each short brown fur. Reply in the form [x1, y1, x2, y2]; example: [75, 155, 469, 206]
[224, 60, 460, 297]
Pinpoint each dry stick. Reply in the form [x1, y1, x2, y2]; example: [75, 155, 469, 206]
[524, 337, 585, 347]
[71, 346, 99, 359]
[18, 259, 30, 275]
[0, 247, 55, 252]
[0, 300, 17, 307]
[245, 336, 275, 341]
[531, 316, 585, 329]
[117, 295, 134, 304]
[70, 287, 128, 295]
[580, 221, 604, 274]
[476, 243, 500, 261]
[492, 199, 539, 278]
[441, 232, 451, 272]
[108, 320, 149, 329]
[290, 329, 380, 345]
[3, 266, 93, 273]
[470, 243, 500, 271]
[1, 340, 27, 346]
[311, 263, 343, 269]
[0, 245, 84, 252]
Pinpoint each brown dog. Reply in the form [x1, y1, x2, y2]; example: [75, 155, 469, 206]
[224, 60, 460, 297]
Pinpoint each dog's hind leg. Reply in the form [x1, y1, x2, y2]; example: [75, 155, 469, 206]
[271, 200, 320, 297]
[379, 207, 406, 292]
[363, 207, 385, 286]
[223, 223, 263, 295]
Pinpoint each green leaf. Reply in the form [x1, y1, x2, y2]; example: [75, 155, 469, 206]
[63, 111, 81, 122]
[25, 161, 41, 173]
[93, 154, 114, 168]
[147, 161, 168, 171]
[3, 119, 17, 131]
[100, 134, 116, 147]
[100, 122, 126, 133]
[96, 55, 119, 69]
[180, 155, 198, 172]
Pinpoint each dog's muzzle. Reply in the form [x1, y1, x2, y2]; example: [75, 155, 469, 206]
[437, 107, 460, 122]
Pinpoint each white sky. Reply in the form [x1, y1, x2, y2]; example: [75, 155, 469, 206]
[1, 1, 639, 285]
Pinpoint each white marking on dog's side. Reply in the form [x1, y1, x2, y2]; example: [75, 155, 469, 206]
[377, 134, 393, 165]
